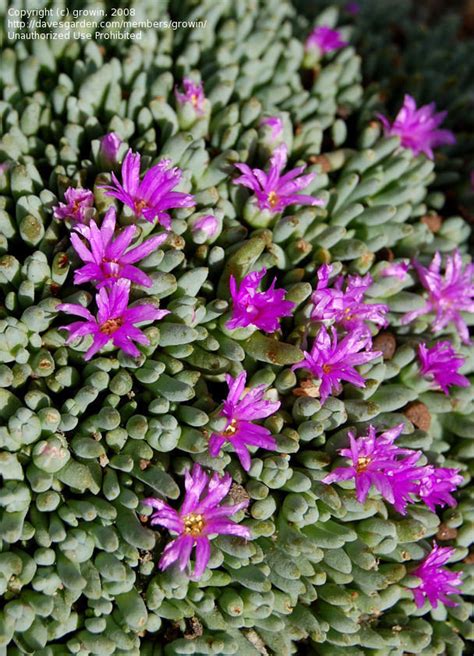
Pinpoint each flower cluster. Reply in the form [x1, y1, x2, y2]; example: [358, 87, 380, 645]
[323, 424, 463, 515]
[49, 66, 470, 601]
[55, 140, 192, 360]
[294, 264, 386, 405]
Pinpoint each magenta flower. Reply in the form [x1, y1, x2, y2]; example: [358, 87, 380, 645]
[209, 371, 279, 471]
[305, 26, 348, 54]
[102, 149, 195, 229]
[99, 132, 122, 166]
[260, 116, 283, 141]
[53, 187, 95, 224]
[381, 261, 410, 281]
[143, 463, 251, 580]
[418, 341, 469, 394]
[323, 424, 423, 514]
[175, 78, 206, 114]
[191, 214, 219, 239]
[416, 466, 463, 513]
[411, 543, 462, 609]
[227, 269, 295, 333]
[70, 207, 167, 289]
[311, 264, 389, 333]
[233, 144, 324, 214]
[58, 279, 169, 360]
[402, 250, 474, 344]
[293, 326, 381, 404]
[378, 95, 456, 159]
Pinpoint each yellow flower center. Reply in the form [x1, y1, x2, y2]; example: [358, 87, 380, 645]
[223, 419, 238, 437]
[344, 308, 353, 320]
[268, 191, 279, 208]
[322, 364, 332, 374]
[100, 318, 124, 335]
[356, 456, 371, 473]
[134, 199, 148, 214]
[191, 93, 199, 107]
[183, 512, 205, 536]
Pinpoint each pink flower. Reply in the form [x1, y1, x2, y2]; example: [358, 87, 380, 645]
[418, 341, 469, 394]
[175, 78, 206, 114]
[311, 264, 389, 333]
[411, 543, 462, 608]
[402, 250, 474, 344]
[102, 149, 195, 229]
[305, 26, 348, 54]
[260, 116, 283, 141]
[58, 279, 169, 360]
[71, 207, 167, 289]
[143, 463, 250, 580]
[99, 132, 122, 166]
[191, 214, 219, 239]
[53, 187, 95, 224]
[227, 269, 295, 333]
[233, 144, 324, 214]
[381, 261, 410, 280]
[292, 326, 381, 404]
[378, 95, 456, 159]
[416, 466, 463, 513]
[323, 424, 423, 514]
[209, 371, 279, 471]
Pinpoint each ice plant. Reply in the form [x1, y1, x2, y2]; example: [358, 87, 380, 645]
[411, 543, 462, 608]
[233, 144, 324, 213]
[142, 463, 250, 579]
[381, 261, 410, 280]
[102, 149, 195, 228]
[70, 207, 168, 289]
[58, 279, 169, 360]
[402, 250, 474, 343]
[378, 95, 456, 159]
[175, 78, 206, 114]
[191, 214, 219, 239]
[311, 264, 389, 333]
[99, 132, 122, 166]
[416, 466, 463, 513]
[227, 268, 295, 333]
[418, 341, 469, 394]
[53, 187, 95, 224]
[292, 326, 381, 404]
[260, 116, 283, 141]
[305, 26, 348, 54]
[209, 371, 279, 471]
[323, 424, 423, 514]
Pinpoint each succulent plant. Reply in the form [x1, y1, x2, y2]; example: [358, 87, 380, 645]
[0, 1, 473, 655]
